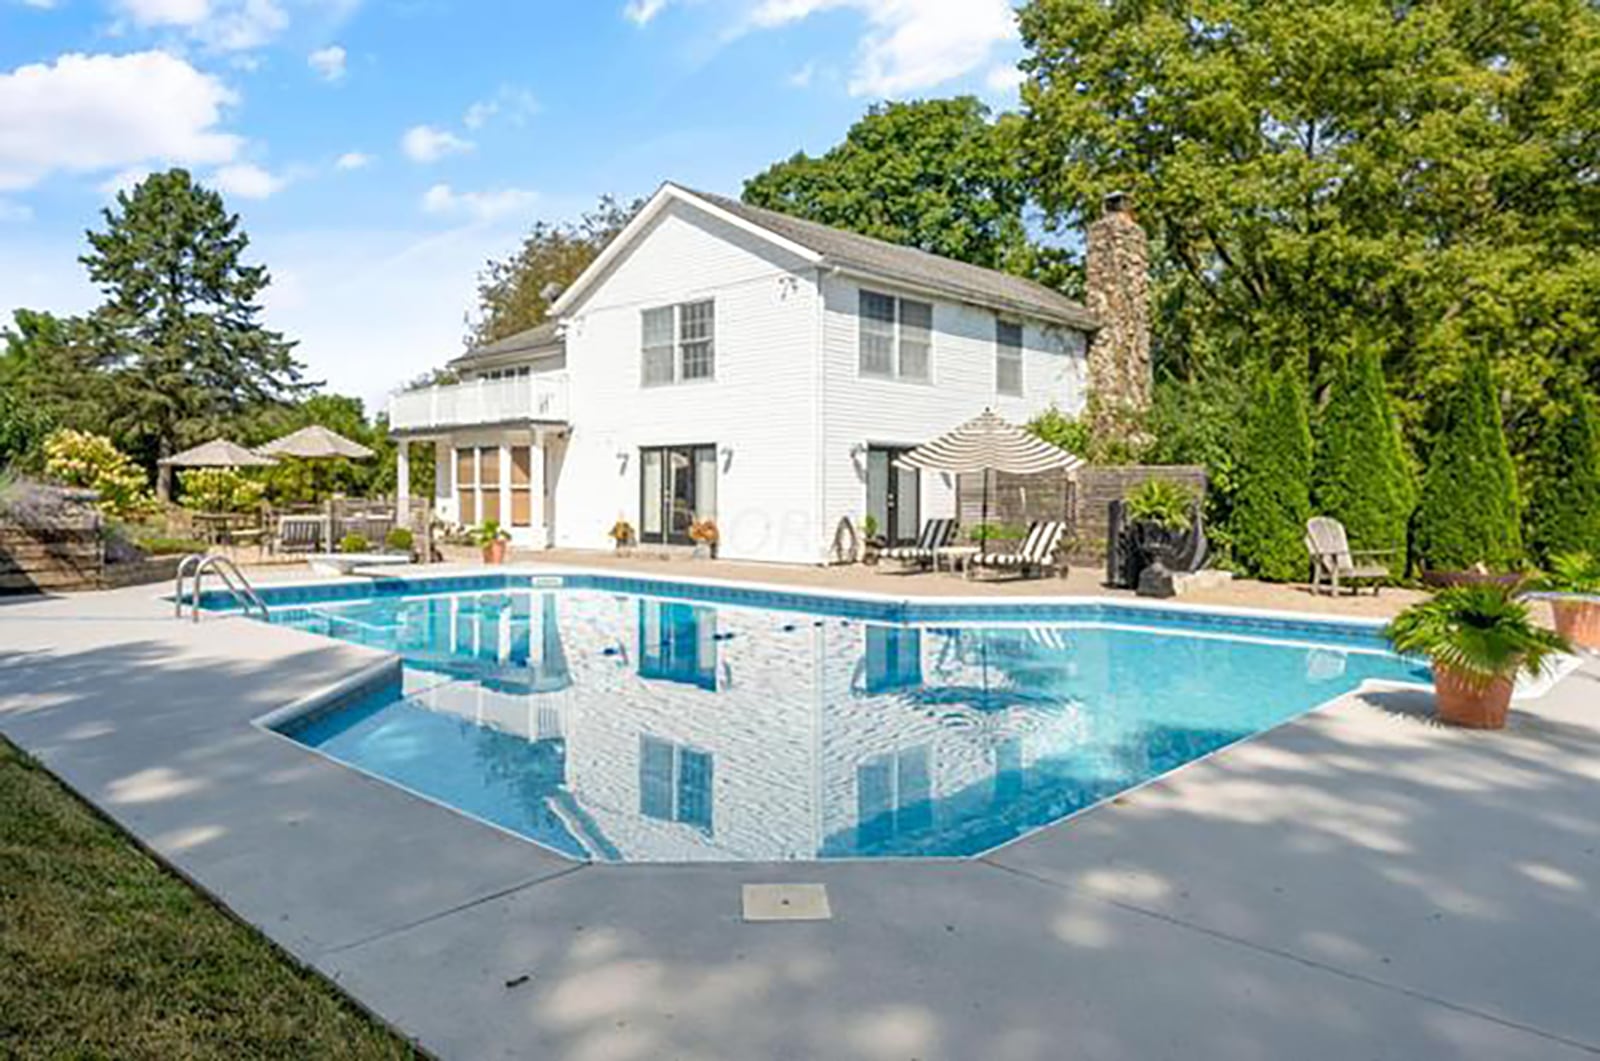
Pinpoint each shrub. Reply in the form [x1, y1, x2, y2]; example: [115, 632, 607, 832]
[1125, 478, 1194, 532]
[179, 468, 266, 514]
[1313, 348, 1414, 575]
[1525, 382, 1600, 565]
[1413, 357, 1523, 571]
[384, 527, 414, 554]
[41, 429, 154, 520]
[134, 535, 209, 557]
[1027, 405, 1093, 458]
[338, 533, 370, 554]
[968, 523, 1027, 542]
[1232, 366, 1312, 581]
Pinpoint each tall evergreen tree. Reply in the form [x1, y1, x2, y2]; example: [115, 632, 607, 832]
[1526, 380, 1600, 565]
[1412, 357, 1522, 571]
[80, 169, 303, 497]
[1233, 366, 1312, 581]
[1313, 347, 1414, 575]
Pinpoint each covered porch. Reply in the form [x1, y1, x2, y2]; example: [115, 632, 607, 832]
[393, 425, 568, 548]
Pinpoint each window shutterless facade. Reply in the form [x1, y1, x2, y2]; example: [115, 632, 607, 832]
[639, 443, 717, 545]
[996, 320, 1023, 396]
[858, 290, 932, 382]
[641, 299, 715, 385]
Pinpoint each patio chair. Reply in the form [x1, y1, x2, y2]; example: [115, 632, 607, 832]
[273, 515, 324, 556]
[1304, 516, 1396, 596]
[969, 521, 1068, 580]
[878, 518, 958, 572]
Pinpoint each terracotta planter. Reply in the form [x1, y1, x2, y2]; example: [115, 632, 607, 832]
[1431, 662, 1516, 730]
[481, 540, 508, 565]
[1550, 597, 1600, 651]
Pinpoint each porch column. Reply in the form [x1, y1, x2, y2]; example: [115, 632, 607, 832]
[434, 439, 452, 523]
[529, 427, 548, 548]
[395, 441, 410, 527]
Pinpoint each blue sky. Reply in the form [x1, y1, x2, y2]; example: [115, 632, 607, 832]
[0, 0, 1025, 409]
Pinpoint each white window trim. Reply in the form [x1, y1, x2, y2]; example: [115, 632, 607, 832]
[641, 299, 716, 387]
[996, 319, 1024, 397]
[858, 289, 933, 384]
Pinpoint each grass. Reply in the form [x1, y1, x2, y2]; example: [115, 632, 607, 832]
[0, 738, 420, 1059]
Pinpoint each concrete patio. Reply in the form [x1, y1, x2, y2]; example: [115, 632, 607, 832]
[1, 568, 1596, 1060]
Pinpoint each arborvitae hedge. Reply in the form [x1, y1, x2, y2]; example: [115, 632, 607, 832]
[1412, 357, 1522, 571]
[1527, 381, 1600, 565]
[1233, 366, 1312, 581]
[1313, 348, 1415, 575]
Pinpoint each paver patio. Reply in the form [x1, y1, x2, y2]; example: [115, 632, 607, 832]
[1, 564, 1595, 1060]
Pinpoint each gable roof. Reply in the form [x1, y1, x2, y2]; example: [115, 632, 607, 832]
[451, 320, 563, 368]
[548, 182, 1098, 330]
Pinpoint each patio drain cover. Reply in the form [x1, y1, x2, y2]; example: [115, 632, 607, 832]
[742, 883, 831, 922]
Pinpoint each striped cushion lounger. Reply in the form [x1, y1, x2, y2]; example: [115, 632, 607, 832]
[878, 518, 958, 571]
[969, 521, 1068, 580]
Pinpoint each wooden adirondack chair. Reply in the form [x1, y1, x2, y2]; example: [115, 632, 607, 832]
[1304, 516, 1397, 596]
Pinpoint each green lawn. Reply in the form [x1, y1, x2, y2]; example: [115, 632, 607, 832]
[0, 738, 420, 1059]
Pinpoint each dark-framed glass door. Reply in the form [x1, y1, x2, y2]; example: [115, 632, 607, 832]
[866, 446, 921, 546]
[641, 444, 716, 545]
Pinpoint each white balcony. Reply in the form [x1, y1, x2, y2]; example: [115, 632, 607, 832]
[388, 373, 570, 433]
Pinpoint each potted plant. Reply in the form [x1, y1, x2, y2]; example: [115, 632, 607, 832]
[1383, 584, 1570, 729]
[1534, 552, 1600, 651]
[608, 517, 636, 554]
[688, 517, 719, 559]
[384, 526, 415, 559]
[338, 532, 370, 555]
[860, 513, 884, 565]
[1124, 479, 1193, 596]
[472, 520, 511, 564]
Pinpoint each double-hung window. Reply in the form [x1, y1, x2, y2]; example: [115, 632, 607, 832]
[641, 299, 715, 385]
[859, 290, 932, 382]
[996, 320, 1023, 396]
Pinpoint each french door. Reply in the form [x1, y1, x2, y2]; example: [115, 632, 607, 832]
[640, 444, 716, 545]
[866, 446, 921, 546]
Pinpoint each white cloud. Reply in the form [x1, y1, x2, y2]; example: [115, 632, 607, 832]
[209, 161, 286, 199]
[421, 183, 536, 223]
[0, 198, 32, 222]
[0, 51, 241, 192]
[786, 61, 816, 88]
[745, 0, 1017, 97]
[334, 150, 371, 170]
[462, 85, 539, 131]
[113, 0, 289, 51]
[308, 44, 347, 82]
[400, 124, 473, 163]
[623, 0, 669, 25]
[114, 0, 210, 26]
[984, 63, 1023, 94]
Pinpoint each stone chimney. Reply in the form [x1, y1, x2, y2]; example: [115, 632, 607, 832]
[1084, 191, 1152, 435]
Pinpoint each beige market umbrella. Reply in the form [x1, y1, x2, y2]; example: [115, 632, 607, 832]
[256, 424, 375, 460]
[158, 438, 278, 468]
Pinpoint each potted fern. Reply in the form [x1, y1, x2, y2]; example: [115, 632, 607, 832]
[608, 517, 636, 555]
[1125, 479, 1193, 597]
[688, 517, 719, 560]
[472, 519, 511, 564]
[860, 513, 883, 565]
[1384, 584, 1570, 729]
[1535, 552, 1600, 651]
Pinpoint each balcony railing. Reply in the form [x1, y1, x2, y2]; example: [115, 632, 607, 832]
[388, 373, 570, 432]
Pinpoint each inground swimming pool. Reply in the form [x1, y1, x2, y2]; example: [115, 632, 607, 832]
[234, 573, 1428, 862]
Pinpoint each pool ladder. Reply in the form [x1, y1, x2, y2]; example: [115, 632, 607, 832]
[175, 553, 269, 622]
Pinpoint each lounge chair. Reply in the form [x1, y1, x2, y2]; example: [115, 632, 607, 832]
[1305, 516, 1396, 596]
[273, 515, 324, 556]
[877, 518, 958, 571]
[969, 521, 1067, 580]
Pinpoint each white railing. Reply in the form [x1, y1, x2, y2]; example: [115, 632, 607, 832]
[388, 373, 570, 432]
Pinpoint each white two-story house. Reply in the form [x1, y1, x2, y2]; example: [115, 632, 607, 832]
[389, 183, 1145, 565]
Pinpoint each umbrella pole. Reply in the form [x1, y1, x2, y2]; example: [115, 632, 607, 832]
[981, 469, 990, 556]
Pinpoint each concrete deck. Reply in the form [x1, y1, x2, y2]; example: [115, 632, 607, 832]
[2, 570, 1596, 1060]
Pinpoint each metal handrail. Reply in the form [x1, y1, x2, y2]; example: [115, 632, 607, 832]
[180, 553, 270, 622]
[175, 553, 206, 617]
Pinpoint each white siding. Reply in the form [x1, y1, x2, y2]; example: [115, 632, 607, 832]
[553, 202, 824, 563]
[818, 273, 1088, 555]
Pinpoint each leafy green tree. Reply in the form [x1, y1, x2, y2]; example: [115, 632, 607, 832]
[0, 310, 108, 469]
[1526, 380, 1600, 565]
[745, 97, 1070, 286]
[469, 195, 640, 348]
[1017, 0, 1600, 425]
[1313, 347, 1415, 573]
[1232, 366, 1312, 581]
[1413, 357, 1523, 571]
[80, 169, 303, 497]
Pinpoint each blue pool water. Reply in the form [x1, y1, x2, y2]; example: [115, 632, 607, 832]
[260, 576, 1428, 862]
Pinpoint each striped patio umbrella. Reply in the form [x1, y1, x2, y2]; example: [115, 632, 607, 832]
[896, 409, 1083, 550]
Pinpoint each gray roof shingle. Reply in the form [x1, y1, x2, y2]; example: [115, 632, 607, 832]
[683, 186, 1098, 330]
[452, 320, 563, 366]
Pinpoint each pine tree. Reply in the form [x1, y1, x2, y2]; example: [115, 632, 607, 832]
[1233, 366, 1312, 581]
[1413, 357, 1522, 571]
[1526, 381, 1600, 565]
[80, 169, 303, 497]
[1313, 348, 1415, 575]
